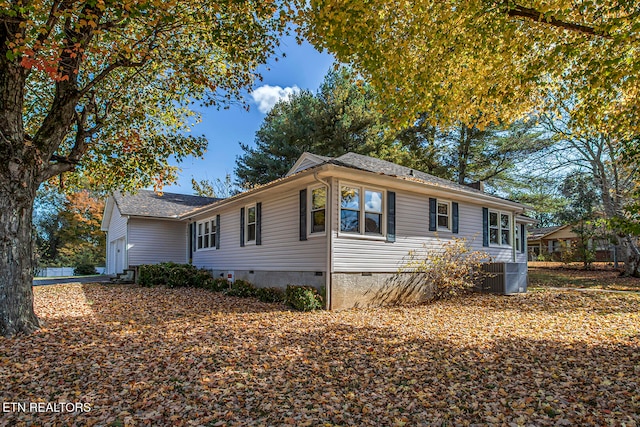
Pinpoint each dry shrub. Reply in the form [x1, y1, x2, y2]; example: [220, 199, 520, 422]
[399, 238, 491, 300]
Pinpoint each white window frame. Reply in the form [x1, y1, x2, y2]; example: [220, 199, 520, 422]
[245, 204, 256, 244]
[308, 185, 327, 237]
[196, 217, 217, 251]
[338, 181, 386, 239]
[488, 209, 512, 247]
[436, 199, 452, 232]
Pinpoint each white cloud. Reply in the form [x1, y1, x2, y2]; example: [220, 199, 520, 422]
[250, 85, 300, 113]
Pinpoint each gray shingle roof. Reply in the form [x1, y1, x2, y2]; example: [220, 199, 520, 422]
[113, 190, 220, 218]
[329, 152, 485, 195]
[527, 226, 565, 240]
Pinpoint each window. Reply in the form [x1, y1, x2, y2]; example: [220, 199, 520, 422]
[197, 218, 216, 250]
[340, 186, 360, 233]
[364, 190, 383, 234]
[340, 184, 384, 236]
[515, 224, 521, 251]
[501, 214, 510, 245]
[488, 210, 511, 246]
[311, 186, 326, 234]
[246, 205, 256, 242]
[437, 201, 450, 230]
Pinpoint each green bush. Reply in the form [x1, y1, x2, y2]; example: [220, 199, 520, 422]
[284, 285, 323, 311]
[255, 286, 285, 303]
[74, 262, 97, 276]
[205, 277, 230, 292]
[137, 263, 213, 288]
[224, 279, 257, 298]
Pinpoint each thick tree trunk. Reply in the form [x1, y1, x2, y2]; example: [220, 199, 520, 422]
[0, 183, 40, 336]
[620, 235, 640, 278]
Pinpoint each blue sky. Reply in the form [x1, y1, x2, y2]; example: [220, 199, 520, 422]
[161, 36, 335, 195]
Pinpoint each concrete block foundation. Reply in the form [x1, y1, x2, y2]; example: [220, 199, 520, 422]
[330, 272, 435, 310]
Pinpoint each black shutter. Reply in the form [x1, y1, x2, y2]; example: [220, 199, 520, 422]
[215, 214, 220, 249]
[189, 223, 194, 261]
[452, 202, 459, 234]
[520, 223, 525, 253]
[429, 198, 437, 231]
[299, 189, 307, 241]
[387, 191, 396, 242]
[240, 207, 245, 247]
[482, 207, 489, 247]
[256, 202, 262, 246]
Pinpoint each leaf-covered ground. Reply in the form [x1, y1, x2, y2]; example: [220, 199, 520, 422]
[530, 262, 640, 292]
[1, 284, 639, 426]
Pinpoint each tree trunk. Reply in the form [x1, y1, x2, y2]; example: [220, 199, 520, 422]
[620, 235, 640, 277]
[0, 183, 40, 336]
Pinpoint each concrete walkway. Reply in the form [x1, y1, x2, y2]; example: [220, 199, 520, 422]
[33, 275, 113, 286]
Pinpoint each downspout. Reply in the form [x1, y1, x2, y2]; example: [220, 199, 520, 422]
[512, 213, 516, 263]
[126, 216, 130, 270]
[314, 171, 332, 310]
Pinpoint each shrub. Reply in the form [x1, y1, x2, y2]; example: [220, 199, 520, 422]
[205, 277, 230, 292]
[285, 285, 323, 311]
[224, 279, 257, 298]
[255, 287, 285, 303]
[398, 238, 491, 301]
[137, 263, 213, 288]
[74, 262, 97, 276]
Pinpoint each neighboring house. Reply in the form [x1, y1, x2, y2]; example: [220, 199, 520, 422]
[100, 191, 219, 275]
[103, 152, 534, 309]
[527, 225, 615, 262]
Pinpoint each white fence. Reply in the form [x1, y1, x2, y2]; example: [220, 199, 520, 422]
[35, 267, 106, 277]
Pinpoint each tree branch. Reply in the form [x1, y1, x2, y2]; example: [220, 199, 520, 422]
[505, 4, 612, 39]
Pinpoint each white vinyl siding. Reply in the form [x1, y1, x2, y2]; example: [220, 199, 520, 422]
[107, 204, 127, 242]
[292, 157, 322, 175]
[127, 219, 188, 266]
[332, 188, 517, 272]
[193, 188, 326, 271]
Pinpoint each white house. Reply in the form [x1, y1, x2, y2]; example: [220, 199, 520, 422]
[103, 152, 533, 309]
[100, 191, 219, 275]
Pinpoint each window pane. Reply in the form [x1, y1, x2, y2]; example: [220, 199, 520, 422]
[248, 224, 256, 241]
[312, 187, 326, 210]
[365, 190, 382, 213]
[365, 212, 381, 234]
[248, 206, 256, 223]
[438, 215, 449, 228]
[204, 222, 209, 234]
[211, 220, 217, 234]
[501, 214, 510, 228]
[204, 235, 209, 248]
[502, 230, 510, 245]
[312, 210, 325, 233]
[490, 212, 498, 227]
[341, 187, 359, 209]
[197, 236, 202, 249]
[438, 202, 448, 215]
[340, 210, 360, 232]
[198, 223, 203, 236]
[490, 229, 499, 244]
